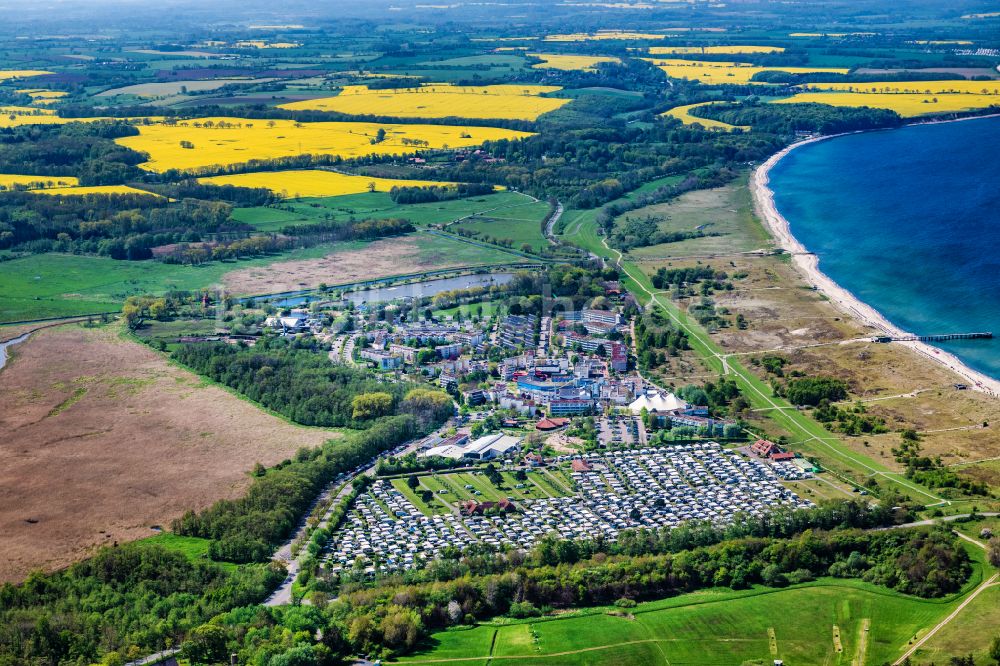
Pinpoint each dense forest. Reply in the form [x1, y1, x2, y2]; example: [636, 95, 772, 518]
[0, 121, 146, 183]
[171, 338, 451, 428]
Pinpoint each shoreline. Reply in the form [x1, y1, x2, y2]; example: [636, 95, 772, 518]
[750, 125, 1000, 398]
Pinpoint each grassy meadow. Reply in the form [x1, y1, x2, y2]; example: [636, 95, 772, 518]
[392, 575, 990, 666]
[0, 228, 528, 322]
[232, 190, 543, 232]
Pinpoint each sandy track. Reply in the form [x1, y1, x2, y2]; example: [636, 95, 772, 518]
[0, 325, 338, 582]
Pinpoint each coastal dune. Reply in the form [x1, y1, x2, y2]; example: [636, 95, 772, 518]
[751, 136, 1000, 397]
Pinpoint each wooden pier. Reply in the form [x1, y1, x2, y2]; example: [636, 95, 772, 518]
[873, 332, 993, 343]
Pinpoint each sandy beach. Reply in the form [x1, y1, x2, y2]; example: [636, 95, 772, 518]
[751, 134, 1000, 397]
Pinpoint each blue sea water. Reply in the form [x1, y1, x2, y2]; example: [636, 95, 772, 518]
[768, 115, 1000, 380]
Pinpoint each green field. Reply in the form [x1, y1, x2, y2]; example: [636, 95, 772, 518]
[397, 468, 571, 515]
[622, 177, 770, 259]
[433, 299, 502, 321]
[234, 191, 542, 232]
[393, 568, 991, 666]
[0, 233, 526, 322]
[452, 200, 551, 252]
[140, 533, 237, 572]
[911, 584, 1000, 664]
[0, 245, 341, 322]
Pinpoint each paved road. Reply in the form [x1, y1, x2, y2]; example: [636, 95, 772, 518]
[543, 202, 564, 245]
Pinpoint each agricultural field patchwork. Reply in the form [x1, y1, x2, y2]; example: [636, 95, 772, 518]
[14, 89, 68, 104]
[278, 84, 568, 120]
[199, 169, 459, 198]
[114, 117, 534, 172]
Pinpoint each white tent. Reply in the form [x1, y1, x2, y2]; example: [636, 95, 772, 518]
[627, 391, 689, 415]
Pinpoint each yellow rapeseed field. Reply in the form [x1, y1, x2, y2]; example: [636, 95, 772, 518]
[649, 45, 785, 55]
[15, 89, 69, 104]
[31, 185, 163, 197]
[0, 70, 52, 82]
[115, 117, 534, 173]
[198, 170, 461, 199]
[0, 174, 79, 190]
[0, 105, 68, 127]
[646, 58, 849, 85]
[773, 92, 1000, 116]
[544, 31, 670, 41]
[528, 53, 621, 71]
[278, 84, 568, 120]
[661, 102, 749, 131]
[798, 80, 1000, 95]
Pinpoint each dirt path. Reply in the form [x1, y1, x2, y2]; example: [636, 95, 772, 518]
[892, 572, 998, 665]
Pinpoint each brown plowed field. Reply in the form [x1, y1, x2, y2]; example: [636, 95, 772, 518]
[0, 325, 338, 582]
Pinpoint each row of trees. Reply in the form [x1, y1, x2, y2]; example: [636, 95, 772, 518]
[317, 523, 966, 660]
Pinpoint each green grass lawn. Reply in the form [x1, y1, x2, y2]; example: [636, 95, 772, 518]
[433, 299, 502, 321]
[236, 191, 540, 232]
[452, 200, 551, 252]
[911, 585, 1000, 664]
[0, 231, 525, 323]
[622, 177, 770, 259]
[390, 477, 450, 516]
[392, 574, 988, 665]
[140, 533, 237, 573]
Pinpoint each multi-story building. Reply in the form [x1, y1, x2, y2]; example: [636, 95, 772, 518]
[610, 341, 628, 372]
[388, 344, 418, 363]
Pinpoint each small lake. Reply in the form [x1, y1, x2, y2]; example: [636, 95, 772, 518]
[268, 272, 516, 308]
